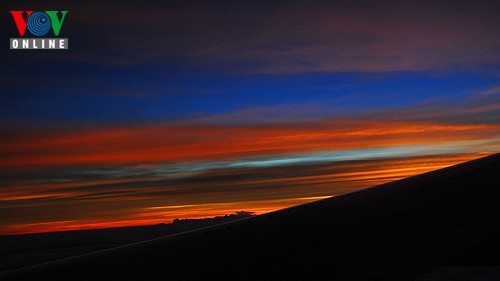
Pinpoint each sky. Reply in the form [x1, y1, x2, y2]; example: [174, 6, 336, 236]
[1, 0, 499, 235]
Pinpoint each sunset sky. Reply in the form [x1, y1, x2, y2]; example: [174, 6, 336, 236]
[1, 0, 499, 235]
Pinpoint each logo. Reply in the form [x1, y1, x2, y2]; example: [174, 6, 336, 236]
[10, 10, 69, 50]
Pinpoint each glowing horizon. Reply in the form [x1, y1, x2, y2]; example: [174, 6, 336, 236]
[1, 0, 500, 236]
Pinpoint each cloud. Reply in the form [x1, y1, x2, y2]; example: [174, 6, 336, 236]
[2, 0, 500, 236]
[0, 153, 483, 235]
[478, 86, 500, 96]
[2, 0, 499, 73]
[359, 94, 500, 125]
[1, 117, 498, 169]
[1, 107, 499, 234]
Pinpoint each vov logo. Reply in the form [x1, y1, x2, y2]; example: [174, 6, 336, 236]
[10, 10, 69, 50]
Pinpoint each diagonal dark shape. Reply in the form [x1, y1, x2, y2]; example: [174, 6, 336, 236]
[2, 152, 499, 280]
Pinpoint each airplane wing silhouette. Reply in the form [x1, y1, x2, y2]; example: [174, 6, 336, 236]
[2, 153, 499, 280]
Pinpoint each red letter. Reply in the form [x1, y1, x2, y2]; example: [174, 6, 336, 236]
[10, 11, 33, 36]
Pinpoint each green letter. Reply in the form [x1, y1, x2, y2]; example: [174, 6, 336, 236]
[45, 11, 68, 36]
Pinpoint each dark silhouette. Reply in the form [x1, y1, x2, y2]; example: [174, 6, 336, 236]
[1, 153, 499, 280]
[173, 211, 255, 225]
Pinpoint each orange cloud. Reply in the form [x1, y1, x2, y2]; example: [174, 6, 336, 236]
[1, 115, 498, 235]
[1, 120, 498, 169]
[0, 153, 487, 235]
